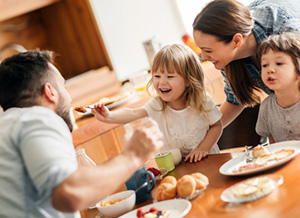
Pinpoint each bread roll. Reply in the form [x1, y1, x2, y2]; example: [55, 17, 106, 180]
[252, 145, 270, 158]
[161, 176, 177, 186]
[177, 175, 196, 198]
[155, 183, 177, 201]
[190, 173, 209, 189]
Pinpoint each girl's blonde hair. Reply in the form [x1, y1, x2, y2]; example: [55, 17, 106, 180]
[258, 32, 300, 90]
[193, 0, 260, 106]
[146, 44, 210, 114]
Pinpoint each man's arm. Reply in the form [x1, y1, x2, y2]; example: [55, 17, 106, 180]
[52, 119, 163, 212]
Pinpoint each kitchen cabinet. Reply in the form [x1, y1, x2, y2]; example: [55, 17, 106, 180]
[0, 0, 112, 79]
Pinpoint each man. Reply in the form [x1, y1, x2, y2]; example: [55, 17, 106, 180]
[0, 50, 163, 217]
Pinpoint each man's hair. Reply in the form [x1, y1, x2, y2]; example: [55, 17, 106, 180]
[0, 50, 54, 111]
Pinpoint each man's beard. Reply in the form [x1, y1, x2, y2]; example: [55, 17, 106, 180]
[56, 93, 73, 132]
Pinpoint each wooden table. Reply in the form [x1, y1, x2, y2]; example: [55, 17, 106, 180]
[163, 153, 300, 218]
[85, 152, 300, 217]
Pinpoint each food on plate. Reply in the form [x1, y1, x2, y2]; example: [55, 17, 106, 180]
[267, 148, 295, 161]
[99, 91, 131, 106]
[254, 148, 295, 163]
[99, 198, 125, 206]
[161, 176, 177, 186]
[177, 175, 196, 198]
[252, 145, 270, 158]
[231, 176, 276, 198]
[147, 167, 161, 176]
[155, 173, 209, 201]
[74, 105, 87, 113]
[155, 182, 177, 201]
[233, 163, 268, 173]
[136, 207, 170, 218]
[190, 173, 209, 189]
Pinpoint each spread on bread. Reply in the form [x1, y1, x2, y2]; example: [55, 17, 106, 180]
[154, 173, 209, 201]
[231, 176, 276, 198]
[136, 207, 170, 218]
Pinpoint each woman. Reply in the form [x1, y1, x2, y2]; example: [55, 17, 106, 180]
[193, 0, 300, 127]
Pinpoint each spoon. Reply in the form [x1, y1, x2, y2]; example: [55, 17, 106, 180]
[134, 181, 148, 194]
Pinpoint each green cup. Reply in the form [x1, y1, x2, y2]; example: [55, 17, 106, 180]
[154, 151, 175, 172]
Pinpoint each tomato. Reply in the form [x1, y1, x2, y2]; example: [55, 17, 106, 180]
[136, 208, 147, 218]
[149, 207, 159, 213]
[147, 167, 161, 176]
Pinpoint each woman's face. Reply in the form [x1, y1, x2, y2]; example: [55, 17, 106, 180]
[193, 30, 237, 70]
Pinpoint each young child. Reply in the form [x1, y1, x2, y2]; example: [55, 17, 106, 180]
[92, 44, 223, 162]
[256, 32, 300, 144]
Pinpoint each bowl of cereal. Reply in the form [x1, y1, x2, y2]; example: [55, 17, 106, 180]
[96, 190, 135, 218]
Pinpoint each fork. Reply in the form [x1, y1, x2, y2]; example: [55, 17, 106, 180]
[245, 145, 255, 164]
[85, 106, 97, 109]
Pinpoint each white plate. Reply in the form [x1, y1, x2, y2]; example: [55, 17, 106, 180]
[119, 199, 191, 218]
[77, 93, 135, 115]
[221, 174, 283, 203]
[219, 140, 300, 176]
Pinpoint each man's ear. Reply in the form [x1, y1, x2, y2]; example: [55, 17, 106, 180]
[232, 33, 243, 48]
[43, 83, 57, 103]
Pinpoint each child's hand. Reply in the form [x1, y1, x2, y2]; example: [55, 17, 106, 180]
[184, 149, 208, 163]
[91, 103, 111, 122]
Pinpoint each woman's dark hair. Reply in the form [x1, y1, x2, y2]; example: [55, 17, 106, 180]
[193, 0, 260, 106]
[0, 50, 54, 111]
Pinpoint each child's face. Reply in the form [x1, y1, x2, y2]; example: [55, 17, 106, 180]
[261, 49, 299, 92]
[152, 66, 188, 110]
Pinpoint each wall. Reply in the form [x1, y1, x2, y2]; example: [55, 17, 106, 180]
[89, 0, 186, 82]
[176, 0, 256, 37]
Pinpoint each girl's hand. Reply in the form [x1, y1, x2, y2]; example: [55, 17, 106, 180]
[91, 103, 111, 122]
[184, 149, 208, 163]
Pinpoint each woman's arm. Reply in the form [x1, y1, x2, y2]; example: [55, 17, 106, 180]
[219, 101, 244, 128]
[185, 119, 223, 162]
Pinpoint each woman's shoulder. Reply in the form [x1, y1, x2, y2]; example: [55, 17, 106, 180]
[250, 0, 300, 30]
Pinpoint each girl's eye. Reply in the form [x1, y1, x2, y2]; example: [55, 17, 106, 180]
[204, 50, 211, 54]
[262, 64, 268, 68]
[167, 75, 175, 78]
[154, 75, 160, 78]
[276, 62, 283, 66]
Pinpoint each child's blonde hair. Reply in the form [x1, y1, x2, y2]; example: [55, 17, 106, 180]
[146, 44, 210, 114]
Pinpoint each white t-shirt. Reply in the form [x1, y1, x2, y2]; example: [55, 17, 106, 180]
[0, 106, 80, 218]
[144, 98, 222, 156]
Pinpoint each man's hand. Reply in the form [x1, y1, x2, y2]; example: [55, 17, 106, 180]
[124, 119, 164, 164]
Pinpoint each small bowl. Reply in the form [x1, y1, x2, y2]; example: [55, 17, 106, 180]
[96, 190, 135, 218]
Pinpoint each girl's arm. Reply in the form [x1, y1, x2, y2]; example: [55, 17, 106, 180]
[92, 103, 148, 124]
[185, 119, 223, 163]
